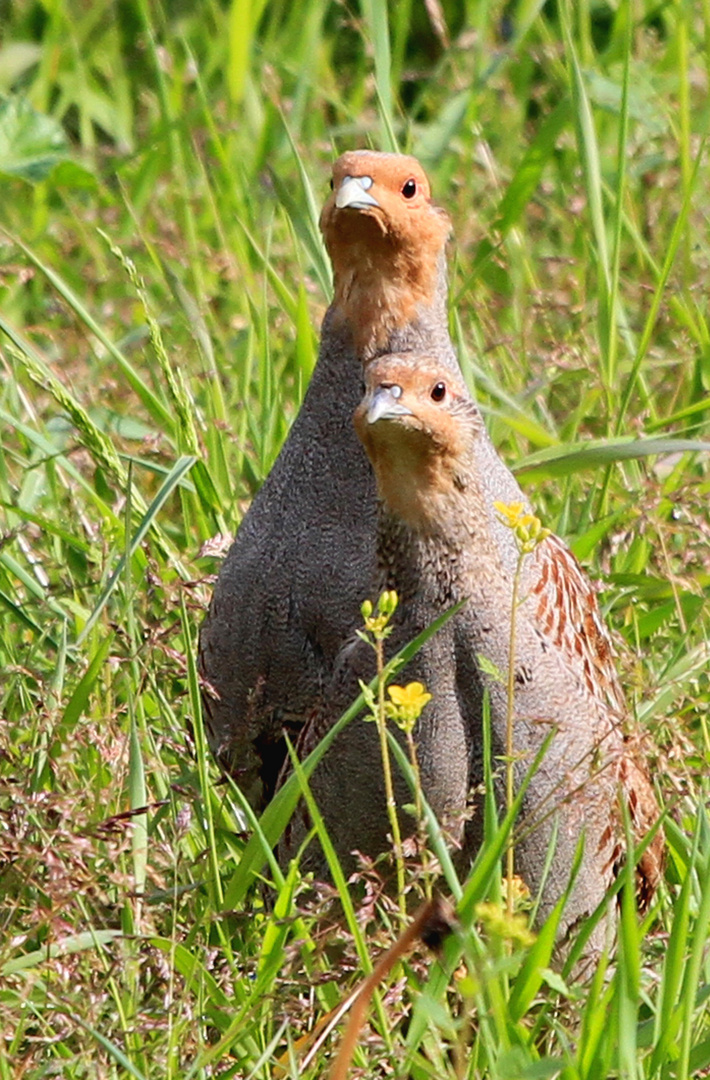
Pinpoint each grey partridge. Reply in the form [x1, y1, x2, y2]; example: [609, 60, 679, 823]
[281, 353, 664, 942]
[199, 151, 462, 810]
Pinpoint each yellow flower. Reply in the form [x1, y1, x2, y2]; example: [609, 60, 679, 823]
[494, 500, 527, 528]
[474, 901, 536, 948]
[388, 682, 432, 709]
[502, 873, 531, 908]
[385, 681, 433, 733]
[494, 501, 550, 554]
[363, 612, 389, 635]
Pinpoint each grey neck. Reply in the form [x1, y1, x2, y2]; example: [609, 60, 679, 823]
[382, 252, 458, 369]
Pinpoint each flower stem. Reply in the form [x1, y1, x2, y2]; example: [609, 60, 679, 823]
[375, 635, 406, 915]
[506, 552, 524, 917]
[405, 729, 432, 899]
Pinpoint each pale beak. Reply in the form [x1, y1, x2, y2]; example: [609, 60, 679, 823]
[335, 175, 380, 210]
[367, 385, 412, 425]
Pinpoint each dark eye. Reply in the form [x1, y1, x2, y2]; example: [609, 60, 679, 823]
[431, 382, 446, 402]
[401, 178, 417, 199]
[329, 178, 334, 190]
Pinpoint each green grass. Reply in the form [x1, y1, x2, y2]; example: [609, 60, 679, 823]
[1, 0, 710, 1075]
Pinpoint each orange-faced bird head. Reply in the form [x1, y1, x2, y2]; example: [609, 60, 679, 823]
[354, 353, 481, 535]
[321, 151, 452, 354]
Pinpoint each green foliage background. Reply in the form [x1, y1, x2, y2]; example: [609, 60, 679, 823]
[1, 0, 709, 1075]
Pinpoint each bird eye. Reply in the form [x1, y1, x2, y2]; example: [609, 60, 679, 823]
[431, 381, 446, 402]
[329, 178, 334, 190]
[401, 178, 417, 199]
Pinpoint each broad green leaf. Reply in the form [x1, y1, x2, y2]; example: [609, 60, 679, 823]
[60, 634, 113, 730]
[414, 91, 471, 167]
[494, 100, 573, 237]
[515, 436, 710, 481]
[0, 43, 41, 93]
[361, 0, 396, 150]
[584, 68, 668, 136]
[0, 96, 71, 182]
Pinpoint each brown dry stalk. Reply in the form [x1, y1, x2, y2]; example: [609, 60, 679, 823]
[328, 896, 455, 1080]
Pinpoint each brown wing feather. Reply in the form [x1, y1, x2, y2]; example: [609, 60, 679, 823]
[528, 534, 626, 716]
[526, 533, 665, 907]
[618, 750, 666, 912]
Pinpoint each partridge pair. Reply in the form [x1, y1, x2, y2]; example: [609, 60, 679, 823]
[199, 151, 663, 930]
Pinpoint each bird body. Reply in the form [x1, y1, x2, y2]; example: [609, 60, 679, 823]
[199, 152, 462, 810]
[284, 354, 663, 941]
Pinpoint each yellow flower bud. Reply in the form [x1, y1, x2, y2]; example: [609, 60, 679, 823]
[495, 501, 549, 555]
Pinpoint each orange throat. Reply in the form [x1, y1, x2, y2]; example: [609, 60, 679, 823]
[369, 436, 460, 536]
[328, 227, 442, 359]
[331, 275, 419, 357]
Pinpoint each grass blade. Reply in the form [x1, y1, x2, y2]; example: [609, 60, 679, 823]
[76, 454, 196, 645]
[181, 589, 223, 909]
[515, 436, 710, 481]
[2, 930, 123, 976]
[361, 0, 397, 151]
[1, 230, 174, 433]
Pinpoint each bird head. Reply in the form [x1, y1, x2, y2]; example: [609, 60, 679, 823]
[354, 353, 481, 534]
[320, 151, 452, 354]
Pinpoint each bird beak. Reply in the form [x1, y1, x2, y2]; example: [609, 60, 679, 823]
[367, 385, 412, 425]
[335, 175, 380, 211]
